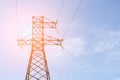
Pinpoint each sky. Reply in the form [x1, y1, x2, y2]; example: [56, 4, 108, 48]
[0, 0, 120, 80]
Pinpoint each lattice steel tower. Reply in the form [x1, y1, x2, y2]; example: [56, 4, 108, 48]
[18, 16, 63, 80]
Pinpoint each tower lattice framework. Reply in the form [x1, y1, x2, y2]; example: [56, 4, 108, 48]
[18, 16, 63, 80]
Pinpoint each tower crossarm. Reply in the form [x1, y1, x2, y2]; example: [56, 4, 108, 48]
[18, 39, 32, 46]
[44, 34, 63, 46]
[18, 38, 63, 47]
[33, 16, 57, 28]
[44, 22, 57, 28]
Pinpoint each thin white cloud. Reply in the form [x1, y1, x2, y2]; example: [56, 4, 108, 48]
[91, 31, 120, 61]
[90, 31, 120, 51]
[55, 30, 120, 61]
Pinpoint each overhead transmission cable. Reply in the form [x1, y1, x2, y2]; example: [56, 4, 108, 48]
[58, 0, 108, 78]
[62, 49, 103, 80]
[55, 38, 108, 80]
[62, 41, 108, 80]
[49, 65, 71, 80]
[56, 0, 65, 20]
[49, 47, 100, 80]
[62, 0, 83, 38]
[64, 46, 108, 80]
[58, 0, 108, 79]
[16, 0, 19, 38]
[54, 0, 108, 79]
[56, 0, 99, 80]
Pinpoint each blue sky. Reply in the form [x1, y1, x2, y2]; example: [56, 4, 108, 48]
[0, 0, 120, 80]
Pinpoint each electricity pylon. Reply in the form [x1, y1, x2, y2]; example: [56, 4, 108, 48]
[18, 16, 63, 80]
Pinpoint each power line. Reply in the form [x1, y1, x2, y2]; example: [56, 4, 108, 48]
[58, 0, 108, 79]
[58, 0, 106, 78]
[62, 0, 83, 38]
[62, 49, 103, 80]
[55, 42, 108, 80]
[62, 44, 108, 80]
[56, 0, 65, 20]
[16, 0, 19, 38]
[81, 55, 108, 80]
[49, 65, 71, 80]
